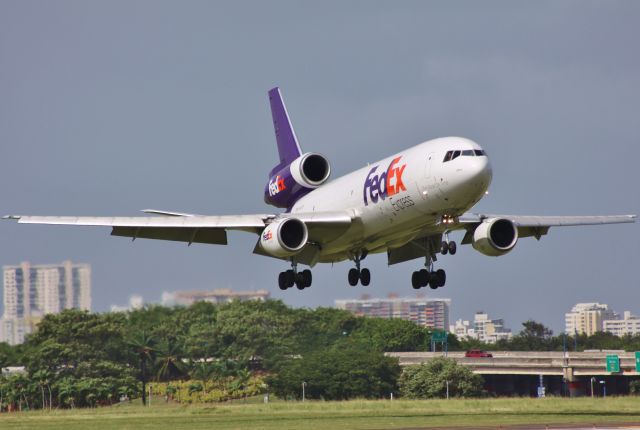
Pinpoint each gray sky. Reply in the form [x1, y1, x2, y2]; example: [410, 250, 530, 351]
[1, 1, 638, 333]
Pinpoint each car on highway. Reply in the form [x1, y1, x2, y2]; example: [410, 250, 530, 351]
[465, 349, 493, 358]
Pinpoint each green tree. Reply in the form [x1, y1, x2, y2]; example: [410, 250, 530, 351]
[352, 318, 430, 352]
[32, 369, 52, 410]
[127, 331, 156, 405]
[507, 320, 556, 351]
[399, 357, 485, 399]
[154, 337, 187, 381]
[0, 342, 19, 368]
[268, 340, 400, 400]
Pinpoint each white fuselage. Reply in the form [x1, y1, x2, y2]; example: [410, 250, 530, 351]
[290, 137, 493, 262]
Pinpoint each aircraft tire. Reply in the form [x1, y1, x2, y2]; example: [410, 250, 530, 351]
[348, 268, 359, 286]
[419, 269, 430, 287]
[436, 269, 446, 287]
[360, 268, 371, 286]
[278, 272, 288, 290]
[441, 241, 449, 255]
[428, 271, 439, 289]
[448, 241, 457, 255]
[302, 269, 312, 288]
[285, 270, 295, 289]
[411, 272, 421, 289]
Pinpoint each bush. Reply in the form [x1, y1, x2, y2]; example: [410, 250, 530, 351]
[399, 357, 485, 399]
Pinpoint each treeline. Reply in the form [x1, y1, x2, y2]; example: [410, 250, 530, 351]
[1, 302, 640, 410]
[0, 301, 428, 410]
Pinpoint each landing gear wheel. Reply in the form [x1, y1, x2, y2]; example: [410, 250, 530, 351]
[441, 241, 449, 255]
[428, 271, 439, 289]
[435, 269, 446, 287]
[295, 273, 305, 290]
[360, 268, 371, 286]
[418, 269, 430, 287]
[411, 272, 421, 289]
[278, 272, 288, 290]
[348, 268, 360, 286]
[448, 241, 457, 255]
[285, 270, 295, 289]
[302, 269, 312, 288]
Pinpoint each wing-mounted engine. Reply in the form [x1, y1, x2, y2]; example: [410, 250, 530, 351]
[472, 218, 519, 256]
[259, 217, 308, 257]
[264, 152, 331, 208]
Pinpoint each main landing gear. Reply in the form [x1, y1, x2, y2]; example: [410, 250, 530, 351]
[411, 267, 446, 290]
[411, 233, 455, 290]
[278, 260, 312, 291]
[348, 250, 370, 287]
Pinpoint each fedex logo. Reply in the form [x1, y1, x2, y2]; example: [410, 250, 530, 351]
[268, 175, 286, 196]
[363, 156, 407, 206]
[262, 230, 273, 241]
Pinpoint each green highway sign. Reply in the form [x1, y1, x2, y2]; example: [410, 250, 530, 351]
[431, 331, 447, 342]
[606, 355, 620, 373]
[635, 352, 640, 373]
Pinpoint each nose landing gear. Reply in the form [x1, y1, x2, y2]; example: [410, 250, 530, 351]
[440, 231, 457, 255]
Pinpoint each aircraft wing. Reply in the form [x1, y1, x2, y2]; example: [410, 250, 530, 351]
[388, 213, 635, 265]
[459, 213, 636, 240]
[3, 210, 353, 246]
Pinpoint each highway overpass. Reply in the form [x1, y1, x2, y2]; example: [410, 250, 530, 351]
[386, 351, 640, 396]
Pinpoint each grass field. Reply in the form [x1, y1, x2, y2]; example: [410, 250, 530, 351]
[2, 397, 640, 430]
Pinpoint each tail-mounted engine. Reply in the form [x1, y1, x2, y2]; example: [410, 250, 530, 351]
[260, 218, 308, 257]
[264, 153, 331, 208]
[472, 218, 519, 256]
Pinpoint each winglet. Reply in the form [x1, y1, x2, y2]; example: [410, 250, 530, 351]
[268, 87, 302, 167]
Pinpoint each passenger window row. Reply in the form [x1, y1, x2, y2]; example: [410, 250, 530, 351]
[443, 149, 486, 162]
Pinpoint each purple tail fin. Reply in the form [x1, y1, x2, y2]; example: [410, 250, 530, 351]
[269, 87, 302, 175]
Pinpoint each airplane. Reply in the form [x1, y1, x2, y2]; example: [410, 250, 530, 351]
[4, 88, 636, 291]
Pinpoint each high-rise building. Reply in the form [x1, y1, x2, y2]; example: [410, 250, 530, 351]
[564, 303, 617, 336]
[472, 311, 512, 343]
[1, 261, 91, 345]
[603, 311, 640, 337]
[450, 319, 476, 340]
[161, 288, 270, 306]
[335, 295, 450, 330]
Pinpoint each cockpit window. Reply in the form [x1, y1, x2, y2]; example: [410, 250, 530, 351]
[444, 148, 487, 162]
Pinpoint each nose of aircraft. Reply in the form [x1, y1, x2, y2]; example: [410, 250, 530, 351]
[474, 151, 493, 186]
[452, 146, 493, 199]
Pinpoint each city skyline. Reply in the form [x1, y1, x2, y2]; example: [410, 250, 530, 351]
[1, 260, 91, 344]
[1, 2, 638, 334]
[2, 258, 639, 334]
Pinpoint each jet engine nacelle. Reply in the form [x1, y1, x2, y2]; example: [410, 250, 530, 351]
[260, 218, 308, 257]
[472, 218, 519, 257]
[264, 153, 331, 208]
[288, 152, 331, 189]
